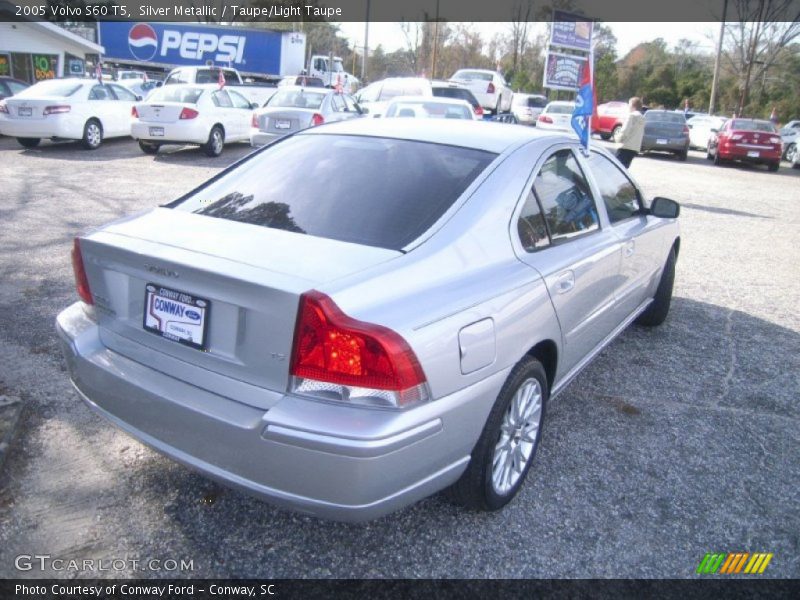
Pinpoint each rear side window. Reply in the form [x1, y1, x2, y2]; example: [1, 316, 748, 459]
[172, 135, 497, 250]
[532, 150, 599, 242]
[586, 152, 641, 223]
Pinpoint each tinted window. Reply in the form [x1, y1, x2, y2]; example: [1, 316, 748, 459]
[432, 87, 479, 108]
[587, 152, 641, 223]
[172, 135, 497, 250]
[517, 191, 550, 252]
[645, 111, 685, 123]
[532, 150, 599, 242]
[196, 69, 239, 85]
[228, 90, 251, 109]
[730, 119, 776, 132]
[211, 90, 233, 108]
[89, 85, 112, 101]
[109, 84, 137, 101]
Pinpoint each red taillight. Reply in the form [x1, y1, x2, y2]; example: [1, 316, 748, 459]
[71, 238, 93, 305]
[43, 105, 70, 116]
[179, 107, 199, 120]
[487, 82, 495, 94]
[538, 115, 553, 124]
[251, 112, 259, 128]
[290, 291, 428, 408]
[311, 113, 325, 126]
[682, 125, 690, 135]
[132, 106, 139, 118]
[474, 105, 484, 116]
[0, 102, 8, 114]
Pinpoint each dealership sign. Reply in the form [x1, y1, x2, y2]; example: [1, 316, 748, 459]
[549, 10, 594, 52]
[98, 22, 282, 74]
[543, 52, 586, 91]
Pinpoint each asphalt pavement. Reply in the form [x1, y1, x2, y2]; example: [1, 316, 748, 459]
[0, 135, 797, 578]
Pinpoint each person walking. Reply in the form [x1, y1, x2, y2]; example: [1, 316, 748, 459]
[615, 97, 645, 168]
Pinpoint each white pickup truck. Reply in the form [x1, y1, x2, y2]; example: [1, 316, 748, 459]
[163, 66, 276, 108]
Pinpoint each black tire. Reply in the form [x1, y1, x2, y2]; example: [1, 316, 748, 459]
[600, 133, 611, 141]
[494, 96, 502, 115]
[611, 125, 622, 143]
[636, 247, 676, 327]
[677, 149, 688, 161]
[705, 146, 713, 160]
[447, 357, 548, 511]
[203, 125, 224, 157]
[138, 140, 160, 155]
[767, 161, 779, 172]
[17, 137, 41, 148]
[81, 119, 103, 150]
[713, 148, 724, 166]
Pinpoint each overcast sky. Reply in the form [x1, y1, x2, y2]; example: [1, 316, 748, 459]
[337, 22, 720, 58]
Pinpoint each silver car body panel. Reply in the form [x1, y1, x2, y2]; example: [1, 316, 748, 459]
[57, 119, 679, 520]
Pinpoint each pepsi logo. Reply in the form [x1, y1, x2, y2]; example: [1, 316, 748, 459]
[128, 23, 158, 61]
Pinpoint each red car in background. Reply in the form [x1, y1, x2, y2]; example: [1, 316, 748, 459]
[706, 118, 782, 172]
[593, 101, 628, 140]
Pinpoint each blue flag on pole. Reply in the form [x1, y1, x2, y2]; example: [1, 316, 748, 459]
[571, 61, 594, 149]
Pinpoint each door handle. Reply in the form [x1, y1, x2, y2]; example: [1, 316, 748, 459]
[555, 271, 575, 294]
[624, 240, 635, 257]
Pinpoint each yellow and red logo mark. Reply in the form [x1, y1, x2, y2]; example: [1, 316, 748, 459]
[697, 552, 773, 574]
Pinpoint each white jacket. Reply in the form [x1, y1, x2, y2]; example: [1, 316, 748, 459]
[618, 110, 645, 151]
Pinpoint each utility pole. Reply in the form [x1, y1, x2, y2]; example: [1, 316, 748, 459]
[708, 0, 728, 115]
[361, 0, 370, 82]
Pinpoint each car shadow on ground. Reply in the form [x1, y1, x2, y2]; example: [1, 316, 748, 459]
[151, 142, 254, 165]
[0, 136, 141, 162]
[3, 296, 797, 577]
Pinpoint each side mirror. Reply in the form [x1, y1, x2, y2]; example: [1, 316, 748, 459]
[710, 128, 718, 133]
[135, 95, 143, 101]
[250, 102, 259, 109]
[650, 197, 680, 219]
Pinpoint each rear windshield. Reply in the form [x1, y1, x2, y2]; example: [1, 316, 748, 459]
[730, 119, 776, 132]
[432, 87, 478, 106]
[452, 70, 493, 82]
[514, 95, 547, 108]
[646, 111, 686, 123]
[379, 83, 426, 101]
[195, 69, 239, 85]
[386, 101, 473, 120]
[18, 80, 82, 98]
[172, 135, 497, 250]
[148, 86, 204, 104]
[546, 103, 574, 115]
[267, 89, 327, 109]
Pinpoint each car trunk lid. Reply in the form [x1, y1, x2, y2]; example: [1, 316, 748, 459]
[135, 102, 192, 123]
[4, 96, 68, 120]
[79, 208, 400, 408]
[254, 108, 315, 135]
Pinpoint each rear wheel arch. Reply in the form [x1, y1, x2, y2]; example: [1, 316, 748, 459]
[525, 339, 558, 392]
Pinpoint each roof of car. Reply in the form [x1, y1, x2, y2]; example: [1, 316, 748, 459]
[302, 117, 569, 153]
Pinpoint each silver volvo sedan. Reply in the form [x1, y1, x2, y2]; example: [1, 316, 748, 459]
[57, 119, 680, 521]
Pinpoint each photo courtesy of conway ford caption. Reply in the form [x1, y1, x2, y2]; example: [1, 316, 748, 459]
[56, 119, 680, 521]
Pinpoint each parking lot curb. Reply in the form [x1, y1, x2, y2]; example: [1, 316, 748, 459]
[0, 395, 23, 473]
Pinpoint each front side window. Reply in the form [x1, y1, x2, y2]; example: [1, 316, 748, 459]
[109, 84, 137, 101]
[88, 85, 112, 101]
[211, 90, 233, 108]
[586, 152, 641, 223]
[532, 149, 599, 242]
[171, 135, 497, 250]
[228, 90, 251, 109]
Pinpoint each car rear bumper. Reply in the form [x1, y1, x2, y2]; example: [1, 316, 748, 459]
[250, 130, 284, 147]
[56, 302, 504, 522]
[0, 116, 81, 139]
[641, 136, 689, 152]
[719, 145, 781, 163]
[132, 121, 209, 145]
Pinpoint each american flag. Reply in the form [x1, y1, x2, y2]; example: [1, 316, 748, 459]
[218, 69, 225, 89]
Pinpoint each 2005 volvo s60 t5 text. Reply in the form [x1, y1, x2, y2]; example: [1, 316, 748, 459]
[57, 119, 680, 521]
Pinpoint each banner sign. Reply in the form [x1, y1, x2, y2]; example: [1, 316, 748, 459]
[32, 54, 56, 80]
[98, 21, 285, 75]
[543, 51, 587, 91]
[550, 10, 594, 52]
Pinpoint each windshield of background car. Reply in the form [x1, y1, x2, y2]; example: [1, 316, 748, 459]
[147, 86, 204, 104]
[379, 83, 426, 101]
[730, 119, 776, 132]
[172, 135, 497, 250]
[17, 80, 82, 98]
[267, 89, 326, 109]
[645, 112, 686, 123]
[546, 104, 574, 115]
[452, 70, 493, 81]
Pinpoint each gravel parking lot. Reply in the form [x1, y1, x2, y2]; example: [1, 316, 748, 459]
[0, 134, 798, 579]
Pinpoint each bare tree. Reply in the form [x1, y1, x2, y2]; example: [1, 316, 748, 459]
[721, 0, 800, 114]
[509, 0, 534, 73]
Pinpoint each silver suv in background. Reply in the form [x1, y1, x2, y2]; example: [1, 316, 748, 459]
[511, 93, 548, 125]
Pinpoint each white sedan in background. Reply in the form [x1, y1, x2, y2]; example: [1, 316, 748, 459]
[536, 101, 577, 133]
[0, 78, 137, 149]
[448, 69, 513, 114]
[132, 84, 257, 156]
[384, 96, 479, 120]
[686, 115, 727, 150]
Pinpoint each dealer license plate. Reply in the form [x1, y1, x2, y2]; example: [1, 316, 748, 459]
[747, 150, 760, 157]
[143, 284, 209, 350]
[18, 107, 32, 117]
[149, 127, 165, 137]
[274, 120, 291, 130]
[657, 138, 668, 145]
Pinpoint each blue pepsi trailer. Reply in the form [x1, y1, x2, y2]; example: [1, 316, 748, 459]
[98, 22, 306, 78]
